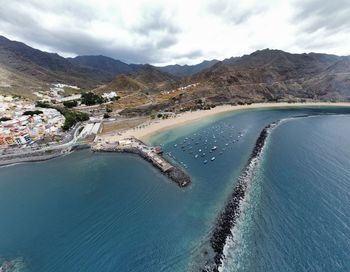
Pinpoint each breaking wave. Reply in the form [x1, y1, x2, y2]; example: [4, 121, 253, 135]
[199, 115, 320, 272]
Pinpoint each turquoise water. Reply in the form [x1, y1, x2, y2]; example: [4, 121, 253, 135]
[0, 107, 349, 271]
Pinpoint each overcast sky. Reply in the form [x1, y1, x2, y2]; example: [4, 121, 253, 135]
[0, 0, 349, 65]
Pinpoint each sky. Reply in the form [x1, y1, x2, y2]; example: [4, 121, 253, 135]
[0, 0, 349, 65]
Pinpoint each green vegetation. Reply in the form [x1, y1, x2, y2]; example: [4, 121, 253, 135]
[35, 101, 89, 131]
[35, 101, 51, 108]
[81, 92, 104, 106]
[0, 117, 11, 122]
[63, 100, 78, 108]
[106, 105, 113, 113]
[23, 110, 43, 116]
[179, 103, 216, 112]
[62, 110, 89, 131]
[110, 96, 120, 101]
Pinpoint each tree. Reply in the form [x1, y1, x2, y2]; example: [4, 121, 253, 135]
[63, 100, 78, 108]
[0, 117, 11, 122]
[23, 110, 43, 116]
[62, 111, 89, 131]
[111, 96, 120, 101]
[35, 101, 51, 108]
[81, 92, 104, 105]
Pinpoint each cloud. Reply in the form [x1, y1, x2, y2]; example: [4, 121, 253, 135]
[207, 0, 267, 25]
[0, 0, 184, 63]
[0, 0, 349, 65]
[294, 0, 350, 34]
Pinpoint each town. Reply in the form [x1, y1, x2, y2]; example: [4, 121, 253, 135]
[0, 83, 119, 149]
[0, 85, 191, 187]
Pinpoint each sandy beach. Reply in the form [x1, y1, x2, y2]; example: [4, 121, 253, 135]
[99, 102, 350, 144]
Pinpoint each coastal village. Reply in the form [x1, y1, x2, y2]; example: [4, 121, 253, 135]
[1, 81, 346, 188]
[0, 84, 192, 187]
[0, 83, 119, 149]
[0, 95, 65, 146]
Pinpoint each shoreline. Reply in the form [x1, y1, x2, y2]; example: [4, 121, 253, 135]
[2, 102, 350, 167]
[99, 102, 350, 144]
[202, 121, 279, 271]
[0, 151, 66, 167]
[0, 144, 90, 167]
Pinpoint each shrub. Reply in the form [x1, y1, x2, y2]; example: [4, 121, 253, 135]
[22, 110, 43, 116]
[63, 100, 78, 108]
[0, 117, 11, 122]
[81, 92, 104, 105]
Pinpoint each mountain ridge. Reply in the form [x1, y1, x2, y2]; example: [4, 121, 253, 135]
[1, 35, 350, 113]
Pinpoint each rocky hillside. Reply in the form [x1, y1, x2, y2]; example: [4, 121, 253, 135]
[0, 35, 104, 89]
[1, 35, 350, 109]
[0, 36, 181, 97]
[185, 49, 350, 104]
[95, 65, 177, 94]
[157, 60, 219, 77]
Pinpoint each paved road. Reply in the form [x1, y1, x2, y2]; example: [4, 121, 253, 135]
[0, 124, 82, 159]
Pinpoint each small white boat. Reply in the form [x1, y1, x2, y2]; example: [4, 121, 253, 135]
[204, 160, 208, 164]
[211, 157, 216, 161]
[195, 154, 199, 158]
[211, 146, 217, 150]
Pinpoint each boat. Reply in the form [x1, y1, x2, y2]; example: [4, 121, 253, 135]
[195, 154, 199, 158]
[211, 157, 216, 161]
[204, 160, 208, 164]
[201, 153, 206, 157]
[211, 146, 217, 150]
[174, 144, 177, 147]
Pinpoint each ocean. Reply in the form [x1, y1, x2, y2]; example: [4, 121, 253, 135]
[0, 107, 349, 271]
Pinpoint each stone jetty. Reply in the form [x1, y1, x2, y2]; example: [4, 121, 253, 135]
[92, 138, 191, 187]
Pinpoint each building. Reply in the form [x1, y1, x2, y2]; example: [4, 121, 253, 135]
[102, 91, 118, 100]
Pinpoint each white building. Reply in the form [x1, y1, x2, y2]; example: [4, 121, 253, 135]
[102, 91, 118, 100]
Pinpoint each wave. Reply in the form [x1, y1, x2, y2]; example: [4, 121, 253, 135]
[205, 121, 279, 272]
[197, 113, 342, 272]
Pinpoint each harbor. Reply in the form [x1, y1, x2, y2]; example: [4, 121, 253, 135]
[92, 137, 191, 187]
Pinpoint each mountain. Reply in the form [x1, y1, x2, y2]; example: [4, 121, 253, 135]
[1, 35, 350, 112]
[0, 35, 180, 97]
[184, 49, 350, 105]
[0, 35, 212, 98]
[68, 55, 143, 81]
[157, 60, 219, 77]
[0, 35, 111, 89]
[95, 64, 177, 94]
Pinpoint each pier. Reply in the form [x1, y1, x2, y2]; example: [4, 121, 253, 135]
[92, 138, 191, 187]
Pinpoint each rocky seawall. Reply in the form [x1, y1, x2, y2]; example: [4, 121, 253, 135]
[201, 121, 279, 272]
[0, 144, 90, 167]
[0, 148, 70, 167]
[92, 144, 191, 188]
